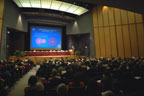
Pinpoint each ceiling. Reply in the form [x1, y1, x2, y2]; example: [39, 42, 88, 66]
[13, 0, 144, 26]
[76, 0, 144, 14]
[12, 0, 93, 26]
[23, 11, 73, 26]
[13, 0, 89, 16]
[21, 8, 77, 26]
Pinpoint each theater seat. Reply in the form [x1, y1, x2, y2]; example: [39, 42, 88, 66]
[68, 87, 86, 96]
[46, 89, 58, 96]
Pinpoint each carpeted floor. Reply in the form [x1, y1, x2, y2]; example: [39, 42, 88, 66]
[8, 65, 40, 96]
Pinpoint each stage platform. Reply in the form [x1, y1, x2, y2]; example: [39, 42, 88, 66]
[25, 51, 71, 56]
[9, 55, 84, 64]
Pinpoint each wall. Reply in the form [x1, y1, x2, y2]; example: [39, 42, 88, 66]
[0, 0, 28, 59]
[66, 11, 95, 57]
[67, 33, 90, 56]
[93, 6, 144, 58]
[0, 0, 5, 56]
[6, 29, 25, 57]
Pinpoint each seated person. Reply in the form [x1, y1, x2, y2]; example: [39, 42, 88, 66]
[56, 83, 68, 96]
[87, 79, 102, 96]
[47, 69, 62, 89]
[24, 75, 44, 96]
[68, 71, 85, 88]
[0, 76, 8, 96]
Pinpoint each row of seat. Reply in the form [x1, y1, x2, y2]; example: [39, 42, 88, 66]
[0, 59, 35, 96]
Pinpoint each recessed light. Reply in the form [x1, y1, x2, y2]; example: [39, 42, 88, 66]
[7, 31, 10, 34]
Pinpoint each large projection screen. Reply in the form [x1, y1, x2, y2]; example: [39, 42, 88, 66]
[30, 27, 62, 50]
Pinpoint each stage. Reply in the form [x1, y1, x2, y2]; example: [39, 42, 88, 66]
[9, 55, 84, 64]
[25, 51, 71, 56]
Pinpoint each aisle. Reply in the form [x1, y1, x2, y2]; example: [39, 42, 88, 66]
[8, 65, 40, 96]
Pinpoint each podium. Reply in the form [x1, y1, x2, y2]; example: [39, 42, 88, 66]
[68, 49, 75, 55]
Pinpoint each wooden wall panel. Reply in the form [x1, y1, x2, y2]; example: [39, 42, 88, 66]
[102, 7, 109, 26]
[135, 13, 143, 23]
[99, 27, 106, 57]
[122, 25, 131, 57]
[128, 11, 135, 24]
[0, 0, 4, 49]
[97, 6, 104, 27]
[116, 26, 124, 58]
[92, 6, 144, 58]
[121, 9, 128, 25]
[136, 24, 144, 57]
[94, 28, 101, 57]
[0, 19, 2, 45]
[108, 7, 115, 26]
[104, 27, 111, 58]
[129, 24, 138, 57]
[114, 8, 121, 25]
[0, 0, 5, 19]
[110, 26, 117, 57]
[92, 7, 98, 27]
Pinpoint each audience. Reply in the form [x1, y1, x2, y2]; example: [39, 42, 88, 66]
[1, 56, 144, 96]
[0, 58, 34, 96]
[35, 57, 144, 96]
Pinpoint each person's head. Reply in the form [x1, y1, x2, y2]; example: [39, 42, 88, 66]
[56, 83, 68, 96]
[52, 68, 58, 75]
[58, 66, 65, 73]
[87, 79, 102, 96]
[28, 75, 38, 86]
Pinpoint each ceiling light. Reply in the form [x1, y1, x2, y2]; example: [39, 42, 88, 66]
[13, 0, 88, 16]
[59, 2, 72, 12]
[41, 0, 52, 8]
[30, 0, 41, 8]
[51, 0, 62, 10]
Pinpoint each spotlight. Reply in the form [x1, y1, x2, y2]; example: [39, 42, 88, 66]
[7, 31, 10, 34]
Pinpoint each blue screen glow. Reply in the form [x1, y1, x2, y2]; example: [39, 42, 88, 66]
[31, 27, 61, 49]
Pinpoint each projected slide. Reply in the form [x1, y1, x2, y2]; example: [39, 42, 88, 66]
[31, 27, 61, 50]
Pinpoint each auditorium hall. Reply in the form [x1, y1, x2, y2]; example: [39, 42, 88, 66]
[0, 0, 144, 96]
